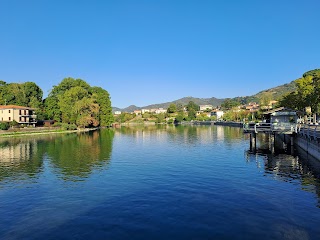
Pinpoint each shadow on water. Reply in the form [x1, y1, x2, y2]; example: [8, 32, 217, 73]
[245, 133, 320, 207]
[0, 129, 115, 183]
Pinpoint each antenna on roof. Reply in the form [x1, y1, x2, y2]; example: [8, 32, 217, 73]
[5, 99, 6, 105]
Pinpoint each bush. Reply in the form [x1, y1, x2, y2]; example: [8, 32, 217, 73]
[0, 122, 10, 130]
[167, 119, 174, 124]
[53, 122, 62, 127]
[9, 120, 19, 128]
[61, 123, 77, 130]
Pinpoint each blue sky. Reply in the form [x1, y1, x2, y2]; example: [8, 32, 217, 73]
[0, 0, 319, 108]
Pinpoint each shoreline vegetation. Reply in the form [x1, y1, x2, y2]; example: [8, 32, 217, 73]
[0, 127, 98, 138]
[1, 69, 319, 134]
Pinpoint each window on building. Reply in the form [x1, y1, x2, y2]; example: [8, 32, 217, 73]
[8, 110, 11, 113]
[9, 117, 11, 121]
[19, 110, 22, 115]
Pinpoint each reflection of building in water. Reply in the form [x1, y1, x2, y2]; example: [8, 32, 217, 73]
[196, 127, 214, 144]
[216, 126, 225, 141]
[246, 150, 320, 205]
[0, 139, 37, 164]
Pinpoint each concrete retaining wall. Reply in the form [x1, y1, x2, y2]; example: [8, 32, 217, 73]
[214, 122, 243, 127]
[294, 136, 320, 161]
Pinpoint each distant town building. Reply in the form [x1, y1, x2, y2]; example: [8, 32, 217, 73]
[133, 110, 142, 115]
[245, 102, 260, 112]
[114, 111, 122, 115]
[199, 105, 213, 111]
[211, 110, 224, 119]
[155, 108, 167, 114]
[141, 109, 150, 114]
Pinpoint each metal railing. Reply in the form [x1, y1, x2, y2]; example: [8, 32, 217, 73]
[244, 122, 297, 134]
[296, 124, 320, 140]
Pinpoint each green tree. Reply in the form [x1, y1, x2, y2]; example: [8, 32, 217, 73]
[167, 103, 177, 113]
[44, 77, 113, 127]
[221, 98, 240, 110]
[259, 92, 272, 108]
[91, 87, 113, 126]
[186, 101, 199, 111]
[188, 108, 197, 120]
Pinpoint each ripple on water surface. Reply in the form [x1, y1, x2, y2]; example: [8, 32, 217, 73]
[0, 126, 320, 240]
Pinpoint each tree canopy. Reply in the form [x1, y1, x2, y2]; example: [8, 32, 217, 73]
[0, 81, 43, 108]
[44, 77, 113, 127]
[278, 69, 320, 113]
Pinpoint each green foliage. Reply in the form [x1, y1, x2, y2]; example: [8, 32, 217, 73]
[176, 103, 184, 112]
[187, 109, 197, 120]
[44, 77, 113, 127]
[222, 110, 251, 122]
[115, 113, 136, 123]
[0, 82, 43, 108]
[279, 69, 320, 113]
[259, 92, 272, 107]
[91, 87, 114, 126]
[186, 101, 199, 111]
[175, 113, 185, 123]
[196, 113, 210, 121]
[156, 113, 166, 123]
[0, 122, 9, 130]
[61, 123, 78, 130]
[221, 98, 240, 110]
[167, 118, 174, 124]
[167, 103, 177, 113]
[9, 120, 19, 127]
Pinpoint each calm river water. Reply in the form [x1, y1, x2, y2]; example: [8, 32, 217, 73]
[0, 125, 320, 240]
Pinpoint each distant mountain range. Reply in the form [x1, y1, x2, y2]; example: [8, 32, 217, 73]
[112, 80, 297, 112]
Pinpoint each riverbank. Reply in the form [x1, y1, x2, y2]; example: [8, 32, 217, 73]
[0, 127, 98, 138]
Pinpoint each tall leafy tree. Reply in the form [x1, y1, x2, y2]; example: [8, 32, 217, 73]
[279, 69, 320, 113]
[91, 87, 113, 126]
[186, 101, 199, 111]
[44, 77, 113, 127]
[167, 103, 177, 113]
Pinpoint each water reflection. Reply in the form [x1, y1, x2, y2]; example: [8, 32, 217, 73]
[246, 146, 320, 207]
[0, 129, 114, 183]
[47, 130, 114, 181]
[116, 125, 243, 146]
[0, 137, 46, 183]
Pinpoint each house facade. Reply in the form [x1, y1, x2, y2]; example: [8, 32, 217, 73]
[0, 105, 37, 126]
[211, 110, 224, 119]
[199, 105, 213, 111]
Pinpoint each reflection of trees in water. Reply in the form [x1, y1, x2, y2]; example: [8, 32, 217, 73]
[0, 130, 115, 183]
[246, 150, 320, 207]
[0, 137, 47, 183]
[117, 125, 244, 146]
[46, 129, 114, 181]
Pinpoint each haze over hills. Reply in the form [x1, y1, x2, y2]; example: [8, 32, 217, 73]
[112, 80, 297, 112]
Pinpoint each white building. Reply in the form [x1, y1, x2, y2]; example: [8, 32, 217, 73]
[155, 108, 167, 114]
[211, 110, 224, 119]
[199, 105, 213, 111]
[114, 111, 122, 115]
[141, 109, 150, 114]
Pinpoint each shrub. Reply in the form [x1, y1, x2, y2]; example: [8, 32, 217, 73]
[0, 122, 10, 130]
[61, 123, 77, 130]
